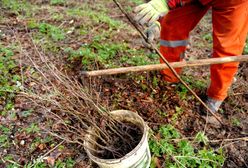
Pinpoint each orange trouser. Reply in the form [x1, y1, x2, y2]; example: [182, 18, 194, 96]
[159, 0, 248, 101]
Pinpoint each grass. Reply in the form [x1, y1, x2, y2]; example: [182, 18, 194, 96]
[65, 39, 159, 70]
[1, 0, 38, 18]
[50, 0, 65, 6]
[66, 5, 125, 30]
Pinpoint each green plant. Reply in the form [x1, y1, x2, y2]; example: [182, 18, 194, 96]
[2, 0, 33, 16]
[28, 21, 65, 42]
[23, 162, 47, 168]
[54, 158, 75, 168]
[66, 6, 125, 29]
[152, 76, 159, 88]
[21, 109, 34, 118]
[195, 131, 209, 145]
[51, 13, 65, 21]
[24, 123, 40, 134]
[149, 125, 225, 168]
[0, 135, 9, 145]
[203, 33, 212, 43]
[156, 109, 168, 117]
[65, 41, 133, 69]
[38, 23, 65, 41]
[171, 106, 184, 124]
[0, 125, 11, 134]
[50, 0, 65, 5]
[176, 84, 188, 100]
[231, 118, 241, 127]
[0, 45, 20, 116]
[129, 0, 144, 5]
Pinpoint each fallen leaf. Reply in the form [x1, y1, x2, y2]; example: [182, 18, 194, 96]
[44, 156, 55, 167]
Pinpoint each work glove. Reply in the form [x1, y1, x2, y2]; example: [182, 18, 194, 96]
[144, 21, 161, 46]
[134, 0, 169, 25]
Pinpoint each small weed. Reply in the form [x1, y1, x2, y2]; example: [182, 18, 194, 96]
[176, 76, 207, 100]
[28, 21, 65, 41]
[27, 19, 39, 29]
[193, 80, 207, 90]
[24, 123, 40, 134]
[176, 84, 188, 100]
[194, 131, 209, 145]
[156, 109, 167, 117]
[149, 125, 225, 167]
[51, 13, 65, 21]
[0, 45, 20, 116]
[54, 158, 75, 168]
[50, 0, 65, 6]
[0, 125, 11, 134]
[38, 23, 65, 41]
[171, 106, 184, 124]
[64, 47, 95, 68]
[231, 118, 241, 127]
[203, 33, 212, 43]
[0, 135, 9, 146]
[159, 124, 181, 140]
[20, 109, 34, 118]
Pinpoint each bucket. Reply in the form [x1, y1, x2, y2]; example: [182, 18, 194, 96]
[84, 110, 151, 168]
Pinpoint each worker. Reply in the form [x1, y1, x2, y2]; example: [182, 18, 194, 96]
[134, 0, 248, 113]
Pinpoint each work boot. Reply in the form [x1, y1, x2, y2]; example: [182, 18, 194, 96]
[199, 96, 224, 128]
[199, 95, 223, 115]
[205, 97, 223, 112]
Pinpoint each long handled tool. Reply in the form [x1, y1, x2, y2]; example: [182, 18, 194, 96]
[81, 55, 248, 77]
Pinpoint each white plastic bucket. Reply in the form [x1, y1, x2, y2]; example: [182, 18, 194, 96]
[84, 110, 151, 168]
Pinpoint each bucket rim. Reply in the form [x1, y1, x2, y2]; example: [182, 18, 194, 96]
[84, 109, 149, 164]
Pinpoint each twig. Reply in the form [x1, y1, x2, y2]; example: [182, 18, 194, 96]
[229, 93, 248, 96]
[40, 140, 65, 159]
[170, 136, 248, 143]
[0, 158, 22, 167]
[210, 137, 248, 143]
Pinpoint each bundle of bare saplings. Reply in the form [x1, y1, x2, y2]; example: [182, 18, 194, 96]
[22, 53, 143, 162]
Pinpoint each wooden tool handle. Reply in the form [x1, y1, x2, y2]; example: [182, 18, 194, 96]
[81, 55, 248, 77]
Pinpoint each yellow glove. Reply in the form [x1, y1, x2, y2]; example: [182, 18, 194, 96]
[134, 0, 169, 25]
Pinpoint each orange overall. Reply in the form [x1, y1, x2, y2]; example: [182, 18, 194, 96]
[159, 0, 248, 101]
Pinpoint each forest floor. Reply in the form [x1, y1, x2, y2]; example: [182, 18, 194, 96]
[0, 0, 248, 167]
